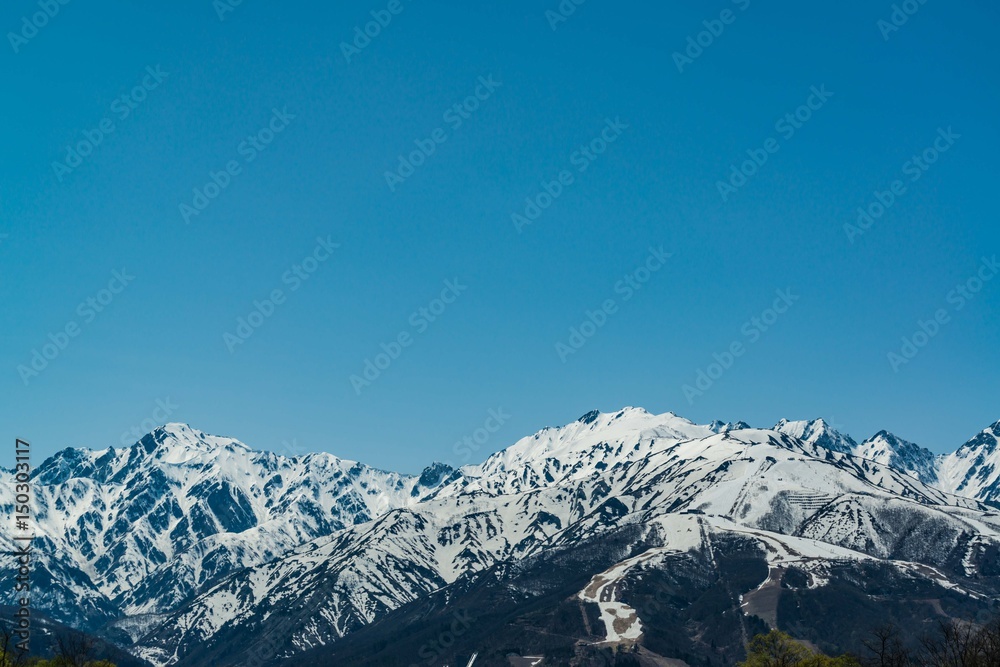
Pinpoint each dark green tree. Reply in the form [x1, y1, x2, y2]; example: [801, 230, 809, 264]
[739, 629, 858, 667]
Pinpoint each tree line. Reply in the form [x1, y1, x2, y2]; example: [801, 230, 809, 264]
[739, 616, 1000, 667]
[1, 623, 116, 667]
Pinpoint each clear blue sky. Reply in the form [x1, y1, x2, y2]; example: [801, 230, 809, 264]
[2, 0, 998, 472]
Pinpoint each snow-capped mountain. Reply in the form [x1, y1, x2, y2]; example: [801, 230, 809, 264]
[938, 420, 1000, 503]
[773, 418, 858, 453]
[709, 419, 752, 433]
[771, 419, 1000, 500]
[4, 409, 1000, 666]
[856, 430, 939, 485]
[0, 423, 450, 628]
[452, 407, 716, 496]
[130, 411, 1000, 666]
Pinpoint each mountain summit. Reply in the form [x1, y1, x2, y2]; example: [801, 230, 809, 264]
[855, 430, 938, 485]
[938, 418, 1000, 502]
[773, 418, 858, 453]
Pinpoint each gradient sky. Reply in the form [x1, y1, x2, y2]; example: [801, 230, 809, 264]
[2, 0, 998, 473]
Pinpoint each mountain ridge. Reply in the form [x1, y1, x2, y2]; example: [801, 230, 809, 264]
[4, 408, 1000, 666]
[126, 410, 1000, 666]
[0, 422, 452, 628]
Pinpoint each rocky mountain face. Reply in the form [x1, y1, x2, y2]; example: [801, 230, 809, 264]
[0, 423, 450, 630]
[773, 417, 1000, 503]
[772, 418, 859, 454]
[131, 411, 1000, 666]
[939, 420, 1000, 502]
[855, 430, 939, 485]
[3, 411, 1000, 666]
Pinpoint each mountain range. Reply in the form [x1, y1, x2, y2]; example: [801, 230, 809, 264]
[771, 417, 1000, 500]
[3, 410, 1000, 666]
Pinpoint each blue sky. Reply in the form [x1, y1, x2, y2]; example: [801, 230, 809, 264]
[2, 0, 998, 472]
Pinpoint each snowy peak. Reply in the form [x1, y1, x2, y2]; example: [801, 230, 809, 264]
[414, 462, 458, 494]
[818, 418, 1000, 505]
[7, 422, 445, 624]
[523, 407, 712, 453]
[33, 423, 252, 485]
[856, 430, 938, 485]
[769, 416, 1000, 505]
[136, 423, 251, 460]
[459, 408, 717, 496]
[938, 419, 1000, 503]
[773, 418, 858, 453]
[575, 406, 654, 427]
[956, 420, 1000, 455]
[526, 407, 708, 451]
[709, 419, 751, 433]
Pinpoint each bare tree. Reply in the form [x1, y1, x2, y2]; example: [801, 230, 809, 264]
[918, 617, 1000, 667]
[977, 616, 1000, 662]
[51, 631, 96, 667]
[861, 624, 912, 667]
[0, 619, 31, 667]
